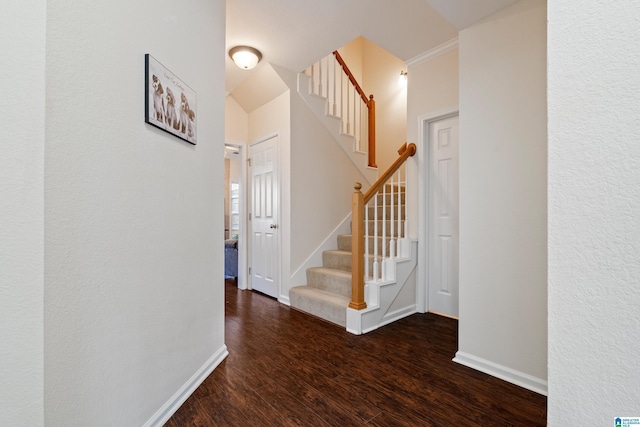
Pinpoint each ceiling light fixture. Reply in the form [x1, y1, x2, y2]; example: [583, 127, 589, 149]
[229, 46, 262, 70]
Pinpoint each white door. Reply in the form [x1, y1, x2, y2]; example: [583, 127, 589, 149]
[428, 115, 459, 318]
[249, 136, 279, 298]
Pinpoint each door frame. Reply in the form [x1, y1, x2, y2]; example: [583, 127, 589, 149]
[247, 132, 281, 298]
[416, 107, 459, 313]
[225, 141, 248, 290]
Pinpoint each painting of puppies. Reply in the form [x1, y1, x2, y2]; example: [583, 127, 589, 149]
[145, 54, 197, 144]
[165, 87, 179, 130]
[179, 92, 196, 137]
[151, 75, 165, 123]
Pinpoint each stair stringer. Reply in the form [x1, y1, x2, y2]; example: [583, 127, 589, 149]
[346, 240, 418, 335]
[297, 73, 377, 186]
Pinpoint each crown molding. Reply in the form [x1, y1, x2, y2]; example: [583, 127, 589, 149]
[406, 37, 458, 67]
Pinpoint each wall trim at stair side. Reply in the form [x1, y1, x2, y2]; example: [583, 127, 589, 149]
[143, 345, 229, 427]
[453, 351, 548, 396]
[406, 37, 459, 68]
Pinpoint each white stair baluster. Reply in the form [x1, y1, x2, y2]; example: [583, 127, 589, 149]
[390, 175, 395, 260]
[373, 193, 379, 282]
[340, 68, 344, 131]
[332, 56, 337, 115]
[381, 185, 387, 280]
[346, 80, 350, 136]
[325, 56, 330, 99]
[397, 169, 402, 242]
[318, 57, 323, 97]
[404, 163, 409, 242]
[365, 199, 369, 283]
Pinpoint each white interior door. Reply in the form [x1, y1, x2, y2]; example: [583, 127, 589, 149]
[428, 115, 459, 317]
[249, 136, 279, 298]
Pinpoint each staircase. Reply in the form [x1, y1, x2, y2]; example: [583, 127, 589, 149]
[290, 53, 418, 334]
[298, 52, 378, 185]
[290, 188, 406, 328]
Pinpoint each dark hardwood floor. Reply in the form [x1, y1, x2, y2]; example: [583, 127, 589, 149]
[166, 279, 546, 426]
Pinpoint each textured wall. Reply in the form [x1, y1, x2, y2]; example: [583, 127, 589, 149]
[458, 0, 547, 385]
[0, 0, 45, 425]
[548, 0, 640, 424]
[44, 0, 226, 425]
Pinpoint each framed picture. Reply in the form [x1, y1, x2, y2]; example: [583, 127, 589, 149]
[145, 54, 197, 145]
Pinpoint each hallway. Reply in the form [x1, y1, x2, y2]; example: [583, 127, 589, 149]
[166, 280, 546, 426]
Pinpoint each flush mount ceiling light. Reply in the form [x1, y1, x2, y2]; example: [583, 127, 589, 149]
[229, 46, 262, 70]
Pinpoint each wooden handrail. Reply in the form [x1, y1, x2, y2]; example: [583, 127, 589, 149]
[333, 51, 370, 107]
[350, 142, 416, 310]
[333, 51, 377, 168]
[363, 143, 416, 203]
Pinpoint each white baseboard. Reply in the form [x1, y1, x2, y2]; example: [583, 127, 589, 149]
[278, 295, 291, 306]
[453, 351, 547, 396]
[143, 345, 229, 427]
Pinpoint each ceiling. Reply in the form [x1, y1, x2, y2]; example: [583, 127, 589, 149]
[225, 0, 522, 94]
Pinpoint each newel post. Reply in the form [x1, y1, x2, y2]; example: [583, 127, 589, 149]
[350, 182, 367, 310]
[367, 95, 376, 168]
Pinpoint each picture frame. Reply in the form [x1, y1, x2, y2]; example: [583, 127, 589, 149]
[145, 54, 197, 145]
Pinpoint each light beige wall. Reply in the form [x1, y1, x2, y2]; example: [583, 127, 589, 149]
[225, 95, 248, 142]
[337, 36, 364, 84]
[362, 39, 408, 171]
[457, 0, 547, 389]
[407, 48, 459, 144]
[248, 91, 290, 142]
[338, 37, 408, 172]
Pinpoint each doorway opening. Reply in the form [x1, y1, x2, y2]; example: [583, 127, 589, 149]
[224, 143, 247, 289]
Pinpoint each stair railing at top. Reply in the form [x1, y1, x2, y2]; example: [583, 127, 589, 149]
[305, 51, 377, 168]
[350, 142, 416, 310]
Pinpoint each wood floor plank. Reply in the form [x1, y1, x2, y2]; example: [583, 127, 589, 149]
[167, 279, 547, 426]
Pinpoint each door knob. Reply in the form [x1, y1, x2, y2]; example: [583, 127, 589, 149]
[270, 224, 278, 229]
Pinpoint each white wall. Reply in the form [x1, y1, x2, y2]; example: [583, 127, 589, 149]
[44, 0, 226, 425]
[0, 1, 45, 425]
[457, 0, 547, 391]
[548, 1, 640, 424]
